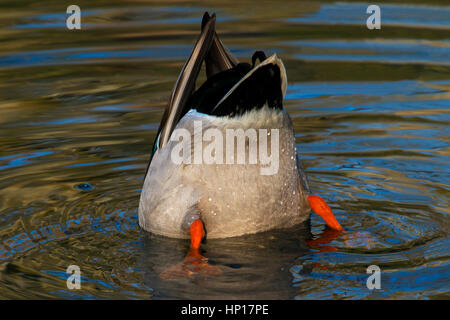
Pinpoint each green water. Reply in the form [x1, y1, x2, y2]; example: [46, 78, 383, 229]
[0, 0, 449, 299]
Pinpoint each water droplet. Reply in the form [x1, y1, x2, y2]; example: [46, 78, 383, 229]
[75, 183, 93, 191]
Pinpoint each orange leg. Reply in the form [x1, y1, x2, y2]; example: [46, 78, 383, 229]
[190, 219, 205, 249]
[159, 219, 221, 279]
[308, 194, 343, 231]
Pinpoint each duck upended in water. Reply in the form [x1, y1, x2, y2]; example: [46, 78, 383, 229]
[139, 13, 342, 256]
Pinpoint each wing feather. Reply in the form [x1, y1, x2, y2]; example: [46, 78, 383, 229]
[146, 12, 240, 175]
[202, 12, 239, 78]
[157, 15, 216, 149]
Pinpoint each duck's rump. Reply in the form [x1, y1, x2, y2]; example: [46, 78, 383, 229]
[138, 108, 310, 239]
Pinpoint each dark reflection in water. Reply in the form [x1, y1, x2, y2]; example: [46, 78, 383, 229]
[0, 0, 449, 299]
[140, 224, 312, 300]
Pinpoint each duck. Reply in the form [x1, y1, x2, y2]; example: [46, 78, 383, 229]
[138, 12, 343, 276]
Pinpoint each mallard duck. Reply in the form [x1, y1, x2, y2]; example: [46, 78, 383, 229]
[138, 12, 342, 261]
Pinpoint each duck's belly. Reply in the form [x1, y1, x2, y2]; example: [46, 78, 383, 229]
[138, 108, 310, 239]
[194, 162, 310, 238]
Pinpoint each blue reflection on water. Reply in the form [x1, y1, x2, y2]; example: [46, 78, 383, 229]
[0, 151, 53, 171]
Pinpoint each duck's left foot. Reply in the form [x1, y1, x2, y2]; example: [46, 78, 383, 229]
[159, 219, 221, 279]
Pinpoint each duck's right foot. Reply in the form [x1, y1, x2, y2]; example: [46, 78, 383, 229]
[308, 194, 344, 231]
